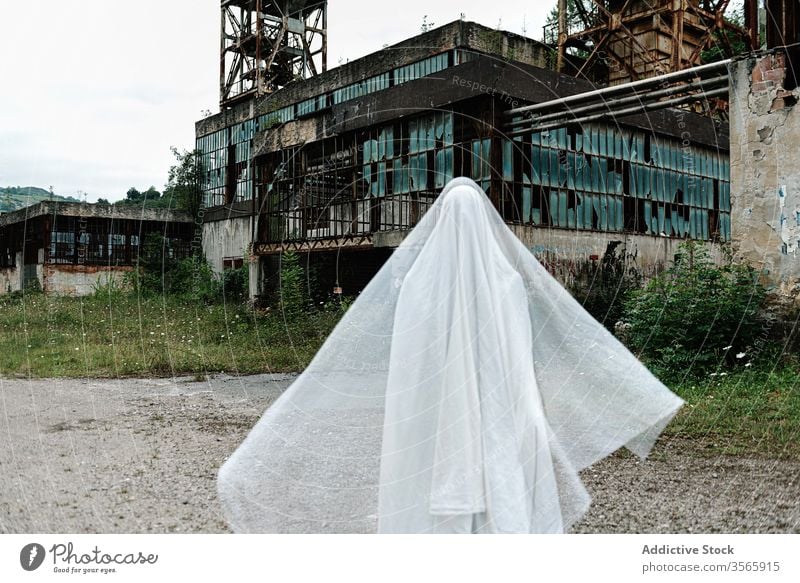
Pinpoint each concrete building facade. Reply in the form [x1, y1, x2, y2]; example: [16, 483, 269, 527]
[196, 19, 731, 300]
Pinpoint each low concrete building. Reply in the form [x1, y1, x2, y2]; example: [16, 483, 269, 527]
[0, 202, 194, 295]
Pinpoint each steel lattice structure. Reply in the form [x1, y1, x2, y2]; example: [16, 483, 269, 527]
[220, 0, 327, 107]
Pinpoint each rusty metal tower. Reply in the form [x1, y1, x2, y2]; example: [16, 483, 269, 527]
[554, 1, 760, 84]
[220, 0, 327, 107]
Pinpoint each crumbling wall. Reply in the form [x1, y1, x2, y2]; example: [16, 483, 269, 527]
[377, 226, 723, 291]
[42, 265, 133, 296]
[508, 226, 723, 289]
[0, 265, 21, 293]
[729, 51, 800, 309]
[202, 217, 253, 274]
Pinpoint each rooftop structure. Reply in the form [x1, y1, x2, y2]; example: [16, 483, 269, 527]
[549, 0, 759, 85]
[220, 0, 327, 107]
[0, 202, 194, 295]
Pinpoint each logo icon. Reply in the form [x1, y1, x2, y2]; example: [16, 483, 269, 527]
[20, 543, 46, 571]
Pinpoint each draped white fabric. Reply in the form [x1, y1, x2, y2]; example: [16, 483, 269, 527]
[217, 177, 684, 533]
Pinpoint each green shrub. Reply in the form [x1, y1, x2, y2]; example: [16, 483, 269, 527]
[128, 233, 243, 304]
[91, 276, 126, 301]
[624, 241, 767, 377]
[277, 250, 309, 321]
[219, 264, 248, 304]
[23, 277, 43, 296]
[571, 241, 641, 329]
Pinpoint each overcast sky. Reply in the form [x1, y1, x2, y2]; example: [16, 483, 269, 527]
[0, 1, 551, 202]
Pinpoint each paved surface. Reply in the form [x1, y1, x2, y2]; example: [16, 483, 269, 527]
[1, 374, 797, 533]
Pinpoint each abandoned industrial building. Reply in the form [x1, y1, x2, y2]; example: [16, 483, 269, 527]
[3, 1, 794, 303]
[197, 0, 799, 303]
[0, 202, 193, 295]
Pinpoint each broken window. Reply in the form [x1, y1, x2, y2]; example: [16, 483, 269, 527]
[506, 122, 730, 240]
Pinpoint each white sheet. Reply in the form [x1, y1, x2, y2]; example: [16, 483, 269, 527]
[217, 177, 684, 533]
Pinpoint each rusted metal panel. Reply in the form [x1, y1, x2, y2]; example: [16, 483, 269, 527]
[553, 0, 758, 85]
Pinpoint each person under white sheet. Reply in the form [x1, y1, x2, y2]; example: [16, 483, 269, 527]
[217, 177, 684, 534]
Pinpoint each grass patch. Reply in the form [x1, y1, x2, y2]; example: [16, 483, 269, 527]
[666, 368, 800, 457]
[2, 288, 798, 457]
[0, 292, 345, 378]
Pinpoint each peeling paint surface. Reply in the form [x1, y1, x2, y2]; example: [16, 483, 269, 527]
[43, 265, 133, 296]
[774, 184, 799, 255]
[730, 52, 800, 307]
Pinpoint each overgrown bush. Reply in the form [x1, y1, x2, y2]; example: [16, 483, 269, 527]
[128, 233, 245, 304]
[624, 241, 767, 377]
[219, 265, 248, 303]
[571, 241, 641, 330]
[268, 250, 355, 340]
[277, 250, 310, 322]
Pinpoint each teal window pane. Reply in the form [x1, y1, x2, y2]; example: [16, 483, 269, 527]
[576, 192, 585, 229]
[426, 117, 436, 151]
[549, 190, 559, 226]
[444, 113, 454, 145]
[417, 154, 428, 190]
[575, 155, 584, 190]
[550, 149, 560, 187]
[701, 210, 708, 239]
[540, 148, 550, 186]
[444, 148, 454, 184]
[591, 157, 600, 193]
[598, 158, 608, 193]
[378, 162, 386, 196]
[522, 187, 532, 223]
[472, 140, 481, 180]
[409, 121, 418, 153]
[644, 201, 652, 234]
[502, 140, 514, 181]
[531, 145, 541, 184]
[598, 127, 607, 157]
[434, 150, 445, 189]
[482, 139, 491, 179]
[583, 192, 593, 228]
[567, 152, 576, 190]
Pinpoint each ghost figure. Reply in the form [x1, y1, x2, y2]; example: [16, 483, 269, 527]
[217, 177, 683, 534]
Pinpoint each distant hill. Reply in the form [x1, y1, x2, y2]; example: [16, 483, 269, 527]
[0, 187, 81, 213]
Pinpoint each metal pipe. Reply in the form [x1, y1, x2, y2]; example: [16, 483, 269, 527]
[503, 59, 731, 117]
[505, 74, 729, 128]
[506, 87, 729, 137]
[556, 0, 567, 73]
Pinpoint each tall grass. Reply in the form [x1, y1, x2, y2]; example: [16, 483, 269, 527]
[0, 291, 346, 378]
[667, 368, 800, 457]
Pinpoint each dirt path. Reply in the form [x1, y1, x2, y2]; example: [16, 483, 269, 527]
[1, 375, 798, 533]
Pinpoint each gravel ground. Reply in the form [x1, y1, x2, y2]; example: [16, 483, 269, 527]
[1, 374, 798, 534]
